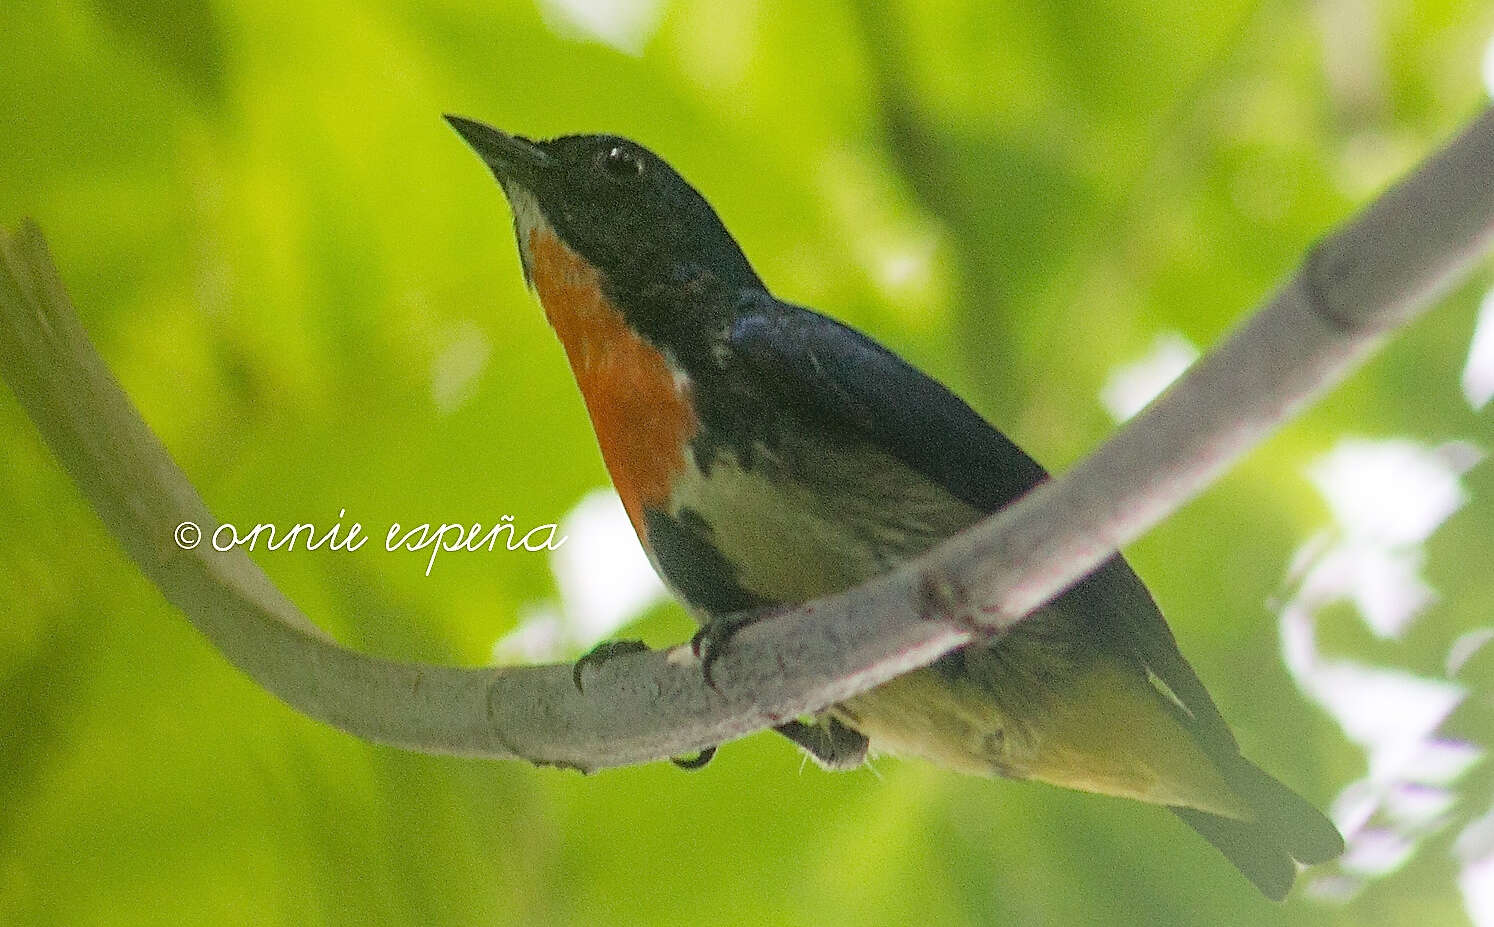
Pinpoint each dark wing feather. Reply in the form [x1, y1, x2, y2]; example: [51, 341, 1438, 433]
[727, 297, 1238, 752]
[727, 302, 1047, 511]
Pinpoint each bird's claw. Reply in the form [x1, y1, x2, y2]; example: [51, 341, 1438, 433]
[670, 746, 717, 770]
[690, 611, 764, 692]
[571, 639, 650, 693]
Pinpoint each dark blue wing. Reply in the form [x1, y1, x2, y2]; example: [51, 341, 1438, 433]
[727, 301, 1048, 512]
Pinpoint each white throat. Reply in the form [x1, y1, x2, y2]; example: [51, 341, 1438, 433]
[503, 185, 549, 284]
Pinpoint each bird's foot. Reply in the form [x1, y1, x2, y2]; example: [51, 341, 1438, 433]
[571, 639, 650, 692]
[775, 718, 869, 771]
[570, 639, 723, 771]
[690, 606, 778, 691]
[574, 639, 720, 769]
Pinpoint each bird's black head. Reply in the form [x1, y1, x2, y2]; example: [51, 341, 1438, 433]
[445, 115, 764, 303]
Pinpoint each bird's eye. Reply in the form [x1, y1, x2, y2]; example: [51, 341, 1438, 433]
[598, 145, 645, 182]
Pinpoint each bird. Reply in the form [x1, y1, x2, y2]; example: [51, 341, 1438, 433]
[444, 113, 1344, 900]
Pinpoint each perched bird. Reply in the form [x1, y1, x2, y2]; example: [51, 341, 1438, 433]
[445, 114, 1344, 899]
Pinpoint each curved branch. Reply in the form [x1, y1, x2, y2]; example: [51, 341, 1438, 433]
[2, 108, 1492, 771]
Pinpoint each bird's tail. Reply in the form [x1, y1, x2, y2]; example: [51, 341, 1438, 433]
[1172, 754, 1344, 901]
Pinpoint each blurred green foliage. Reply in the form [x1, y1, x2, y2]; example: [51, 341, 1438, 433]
[2, 0, 1493, 924]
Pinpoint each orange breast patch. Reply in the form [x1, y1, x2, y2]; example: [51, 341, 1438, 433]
[526, 226, 699, 538]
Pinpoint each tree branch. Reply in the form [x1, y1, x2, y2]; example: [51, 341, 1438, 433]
[3, 108, 1492, 772]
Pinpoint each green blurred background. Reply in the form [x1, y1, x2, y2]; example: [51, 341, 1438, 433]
[3, 0, 1493, 924]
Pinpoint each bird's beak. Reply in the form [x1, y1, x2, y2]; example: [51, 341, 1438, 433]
[443, 114, 551, 188]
